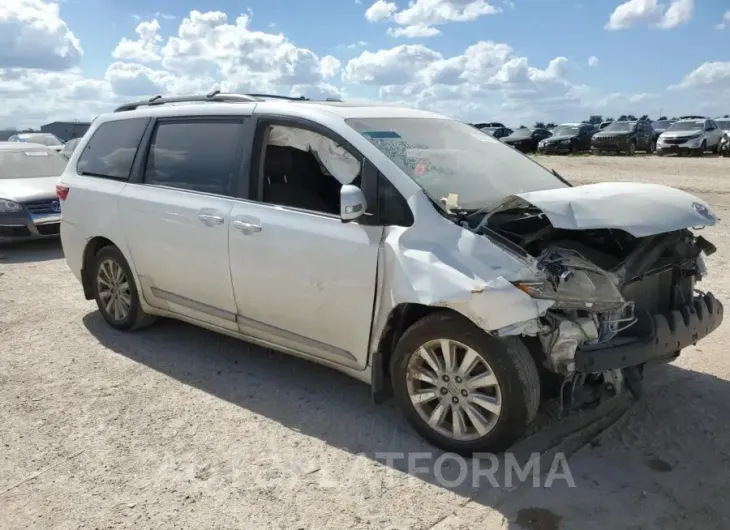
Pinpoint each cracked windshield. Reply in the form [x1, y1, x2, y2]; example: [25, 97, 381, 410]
[346, 117, 567, 210]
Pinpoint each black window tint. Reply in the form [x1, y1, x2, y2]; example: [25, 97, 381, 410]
[76, 118, 148, 180]
[144, 120, 244, 196]
[378, 172, 413, 227]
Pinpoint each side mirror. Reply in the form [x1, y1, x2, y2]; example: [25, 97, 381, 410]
[340, 184, 367, 222]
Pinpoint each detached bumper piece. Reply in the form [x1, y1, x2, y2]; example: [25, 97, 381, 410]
[575, 292, 723, 373]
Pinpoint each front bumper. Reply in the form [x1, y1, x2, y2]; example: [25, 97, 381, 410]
[591, 142, 630, 151]
[656, 143, 700, 154]
[0, 211, 61, 242]
[538, 143, 571, 154]
[575, 292, 723, 373]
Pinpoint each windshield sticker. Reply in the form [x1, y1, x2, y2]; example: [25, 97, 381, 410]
[362, 131, 401, 139]
[24, 151, 49, 157]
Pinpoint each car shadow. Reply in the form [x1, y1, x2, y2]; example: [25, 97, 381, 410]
[0, 238, 63, 264]
[82, 311, 730, 526]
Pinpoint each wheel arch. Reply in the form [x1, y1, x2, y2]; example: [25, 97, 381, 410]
[370, 303, 474, 404]
[80, 236, 120, 300]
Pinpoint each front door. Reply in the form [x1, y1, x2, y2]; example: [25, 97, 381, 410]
[227, 119, 383, 370]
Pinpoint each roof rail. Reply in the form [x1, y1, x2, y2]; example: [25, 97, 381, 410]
[244, 93, 309, 101]
[243, 94, 342, 102]
[113, 91, 259, 112]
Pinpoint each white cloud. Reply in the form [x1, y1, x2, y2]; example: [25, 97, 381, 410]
[0, 0, 82, 70]
[670, 62, 730, 90]
[588, 56, 599, 67]
[605, 0, 693, 31]
[365, 0, 397, 22]
[366, 0, 501, 38]
[112, 19, 162, 63]
[656, 0, 693, 29]
[716, 9, 730, 30]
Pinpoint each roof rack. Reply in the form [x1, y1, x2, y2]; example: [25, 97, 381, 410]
[113, 91, 345, 112]
[113, 91, 259, 112]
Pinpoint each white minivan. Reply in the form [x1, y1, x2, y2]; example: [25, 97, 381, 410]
[59, 93, 723, 455]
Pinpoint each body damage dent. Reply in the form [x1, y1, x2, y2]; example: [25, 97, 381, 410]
[369, 196, 554, 352]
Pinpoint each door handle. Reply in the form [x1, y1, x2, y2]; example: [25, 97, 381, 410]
[233, 220, 262, 234]
[198, 213, 224, 226]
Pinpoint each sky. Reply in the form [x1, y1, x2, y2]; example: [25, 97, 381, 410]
[0, 0, 729, 129]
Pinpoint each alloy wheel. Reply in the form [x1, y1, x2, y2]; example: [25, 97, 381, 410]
[406, 338, 502, 442]
[97, 259, 132, 322]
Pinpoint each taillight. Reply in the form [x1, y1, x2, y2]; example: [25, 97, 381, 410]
[56, 184, 70, 200]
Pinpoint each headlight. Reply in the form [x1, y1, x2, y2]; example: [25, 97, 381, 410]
[0, 199, 23, 213]
[560, 139, 571, 145]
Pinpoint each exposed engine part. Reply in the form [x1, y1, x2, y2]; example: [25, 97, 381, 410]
[603, 368, 626, 396]
[556, 369, 627, 418]
[539, 315, 599, 374]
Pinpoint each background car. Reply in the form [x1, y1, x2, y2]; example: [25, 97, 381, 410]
[656, 118, 723, 156]
[7, 132, 64, 152]
[478, 126, 513, 139]
[60, 138, 82, 160]
[715, 118, 730, 135]
[0, 142, 68, 241]
[501, 127, 552, 153]
[591, 120, 654, 155]
[537, 123, 596, 154]
[720, 132, 730, 157]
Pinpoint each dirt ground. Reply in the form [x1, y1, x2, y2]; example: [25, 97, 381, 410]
[2, 155, 730, 530]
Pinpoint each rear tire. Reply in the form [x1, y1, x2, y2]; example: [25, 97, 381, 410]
[391, 312, 540, 455]
[92, 246, 157, 331]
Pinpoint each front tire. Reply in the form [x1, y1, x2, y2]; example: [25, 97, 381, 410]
[391, 312, 540, 455]
[694, 141, 706, 157]
[92, 246, 157, 331]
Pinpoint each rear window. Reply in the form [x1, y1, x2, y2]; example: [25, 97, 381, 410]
[76, 118, 149, 180]
[143, 119, 245, 196]
[0, 149, 68, 179]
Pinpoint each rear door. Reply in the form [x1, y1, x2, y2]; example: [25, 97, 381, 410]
[119, 117, 248, 331]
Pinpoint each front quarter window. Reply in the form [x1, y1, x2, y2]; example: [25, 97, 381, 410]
[345, 117, 568, 211]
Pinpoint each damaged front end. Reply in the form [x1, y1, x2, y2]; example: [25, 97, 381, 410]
[474, 183, 724, 408]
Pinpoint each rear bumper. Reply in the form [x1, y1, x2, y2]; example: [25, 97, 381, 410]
[575, 292, 723, 373]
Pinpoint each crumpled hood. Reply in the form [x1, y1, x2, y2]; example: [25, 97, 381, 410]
[0, 176, 60, 202]
[486, 182, 718, 238]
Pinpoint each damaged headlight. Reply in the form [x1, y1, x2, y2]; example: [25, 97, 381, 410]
[513, 250, 626, 311]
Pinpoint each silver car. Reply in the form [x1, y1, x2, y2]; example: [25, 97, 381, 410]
[0, 142, 68, 242]
[656, 118, 724, 156]
[7, 132, 65, 153]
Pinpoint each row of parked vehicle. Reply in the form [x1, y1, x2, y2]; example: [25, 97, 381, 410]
[6, 132, 83, 160]
[474, 117, 730, 157]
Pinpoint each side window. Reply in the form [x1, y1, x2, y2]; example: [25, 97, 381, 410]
[378, 173, 414, 227]
[258, 124, 361, 216]
[143, 119, 245, 196]
[77, 118, 149, 180]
